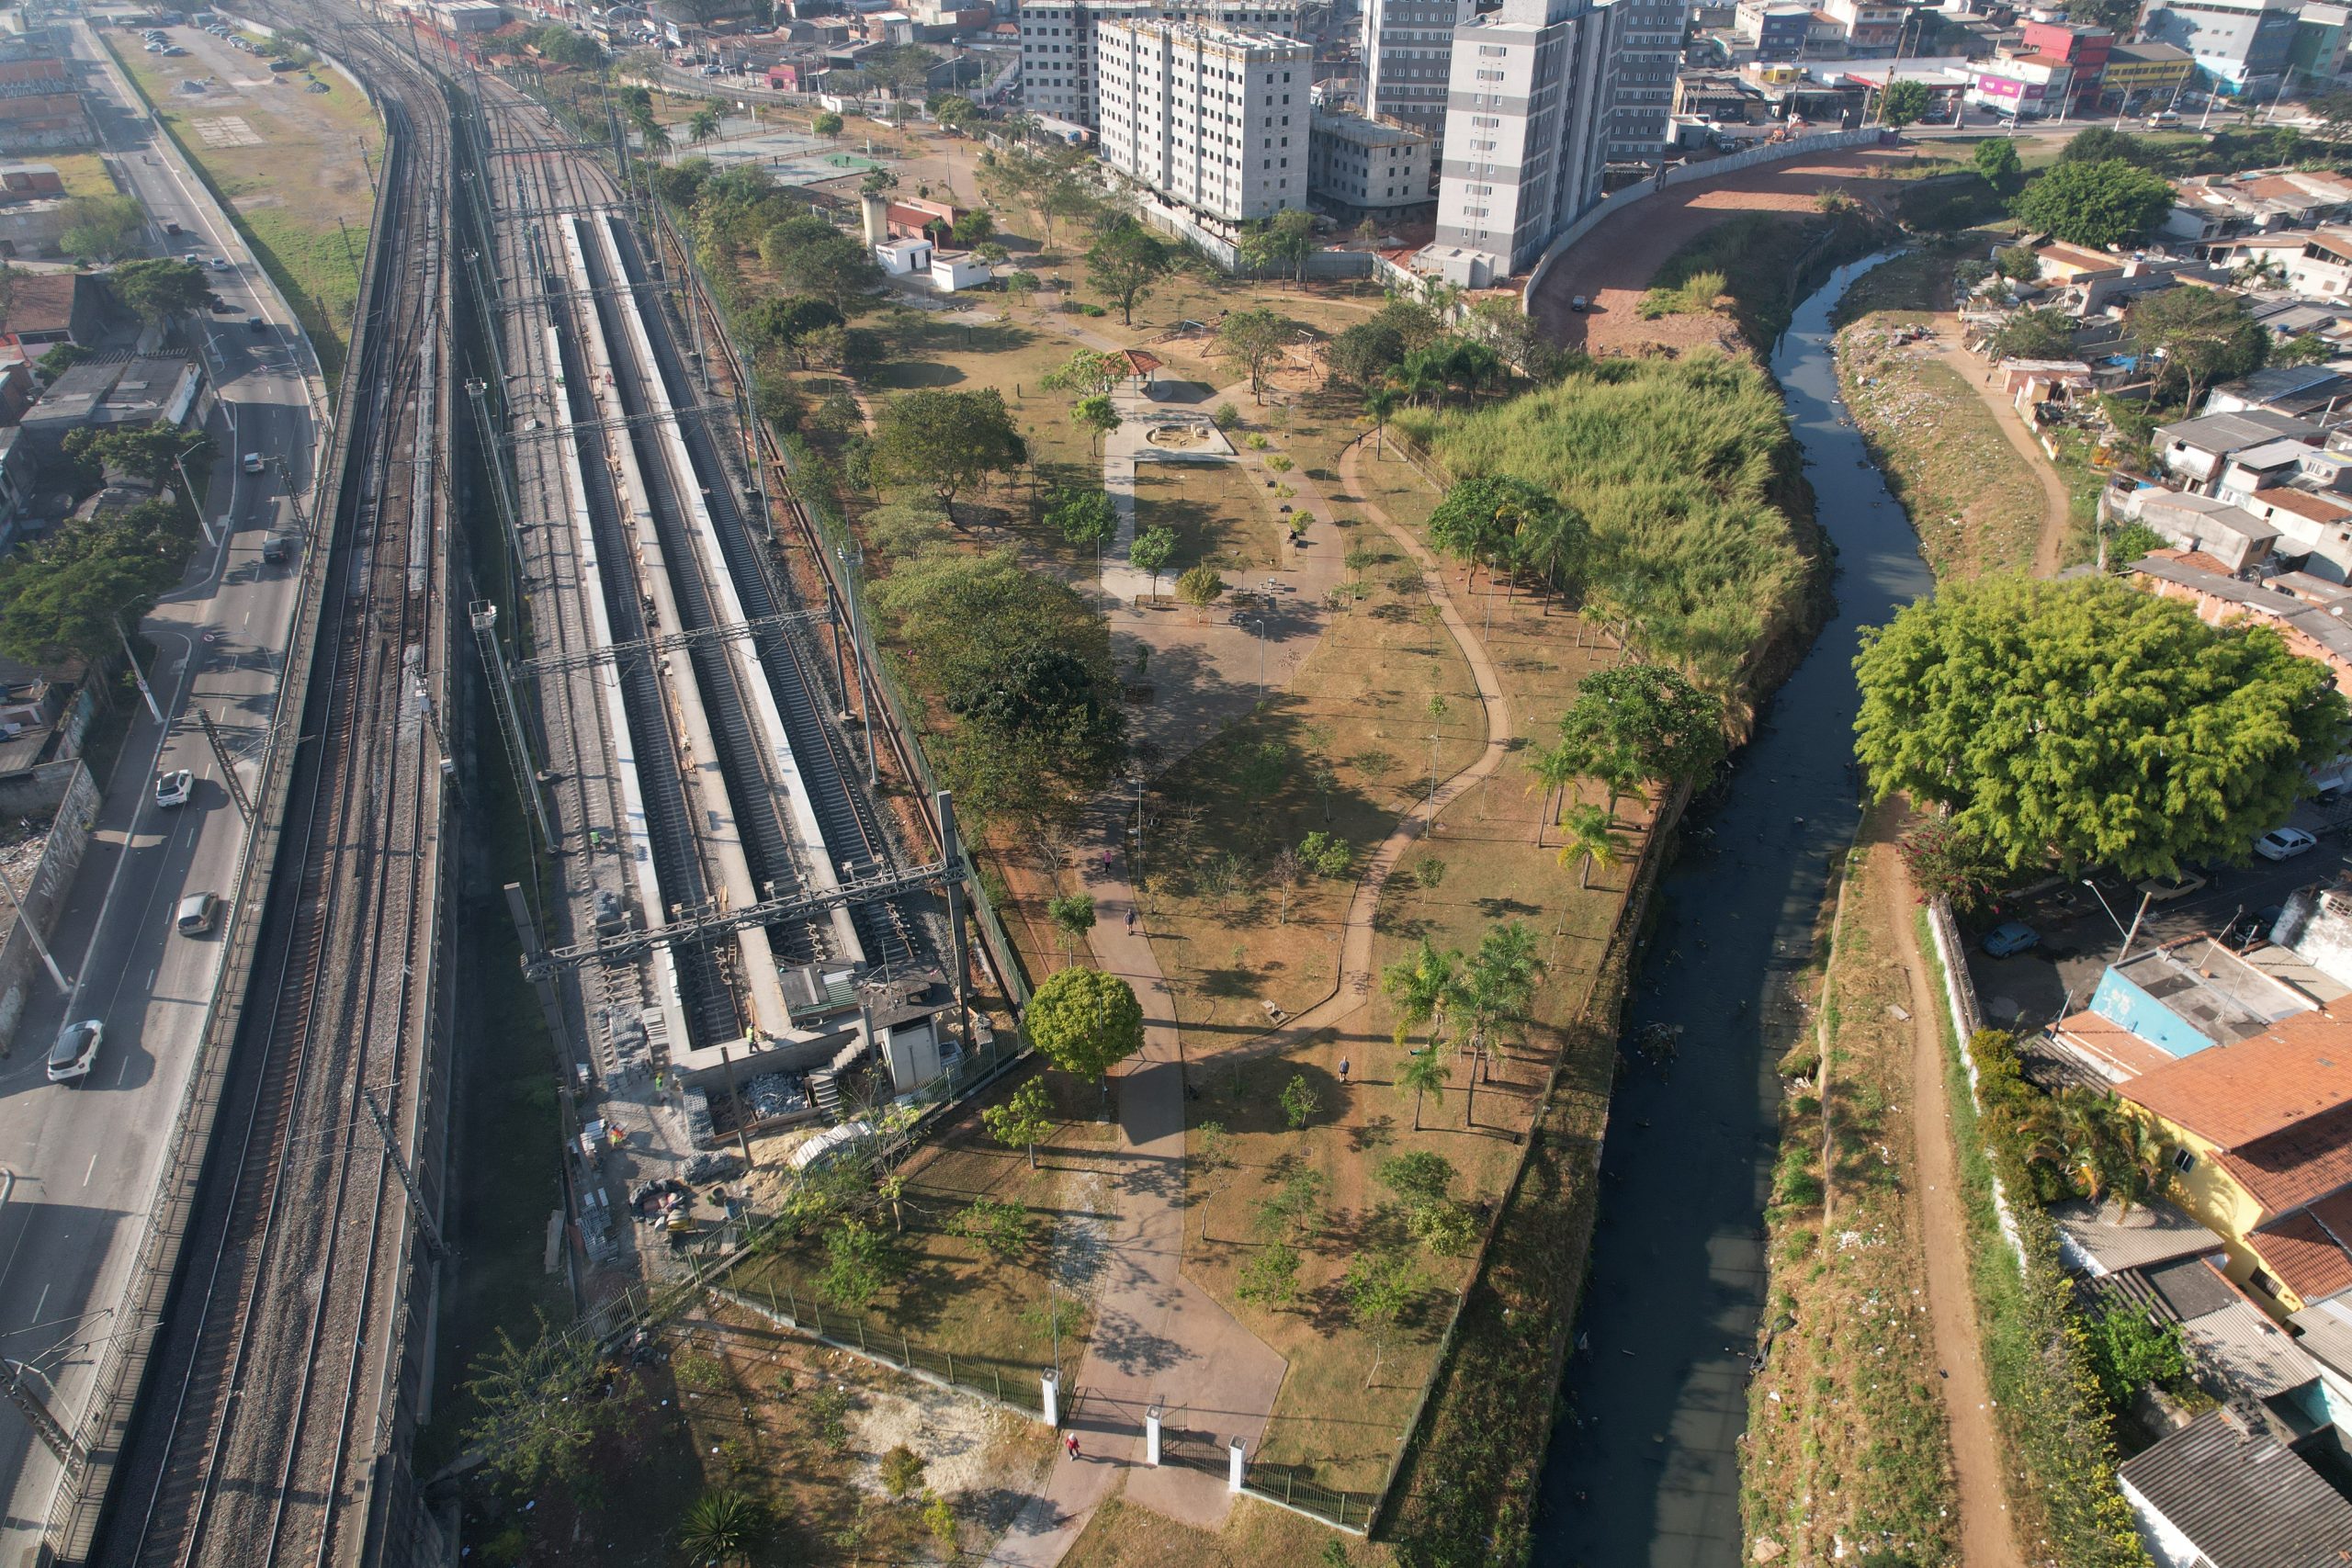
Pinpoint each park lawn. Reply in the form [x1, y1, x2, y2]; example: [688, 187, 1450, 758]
[1743, 820, 1962, 1567]
[727, 1060, 1118, 1404]
[108, 35, 381, 382]
[1131, 458, 1290, 580]
[1149, 435, 1642, 1503]
[1137, 540, 1483, 1031]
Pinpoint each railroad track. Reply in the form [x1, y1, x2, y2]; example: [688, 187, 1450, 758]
[96, 17, 451, 1568]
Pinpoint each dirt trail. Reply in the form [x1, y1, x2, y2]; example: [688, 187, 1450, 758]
[1877, 818, 2026, 1568]
[1922, 316, 2075, 577]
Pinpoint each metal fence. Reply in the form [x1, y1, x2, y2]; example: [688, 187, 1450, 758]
[713, 1282, 1069, 1419]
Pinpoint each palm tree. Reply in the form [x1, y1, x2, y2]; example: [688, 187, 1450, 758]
[677, 1489, 770, 1567]
[1396, 1045, 1450, 1133]
[1556, 802, 1623, 890]
[2112, 1113, 2174, 1218]
[688, 105, 721, 145]
[1453, 923, 1544, 1122]
[1396, 352, 1444, 410]
[1363, 386, 1399, 456]
[1381, 939, 1458, 1052]
[1526, 742, 1577, 847]
[1515, 499, 1589, 604]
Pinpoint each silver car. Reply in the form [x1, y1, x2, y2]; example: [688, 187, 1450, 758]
[48, 1019, 102, 1085]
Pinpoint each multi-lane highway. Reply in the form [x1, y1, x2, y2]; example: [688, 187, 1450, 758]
[0, 18, 323, 1553]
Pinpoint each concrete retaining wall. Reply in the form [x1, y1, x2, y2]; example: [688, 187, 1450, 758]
[1522, 126, 1892, 311]
[0, 758, 99, 1052]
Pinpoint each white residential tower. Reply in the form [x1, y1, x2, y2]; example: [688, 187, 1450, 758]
[1095, 18, 1312, 221]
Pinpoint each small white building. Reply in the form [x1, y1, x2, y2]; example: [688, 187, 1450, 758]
[1307, 109, 1430, 210]
[876, 234, 933, 275]
[929, 249, 992, 290]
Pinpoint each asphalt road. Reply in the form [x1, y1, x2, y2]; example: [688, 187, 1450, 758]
[0, 18, 318, 1551]
[1532, 253, 1937, 1564]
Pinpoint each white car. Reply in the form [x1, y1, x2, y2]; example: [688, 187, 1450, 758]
[242, 452, 265, 473]
[47, 1019, 102, 1085]
[211, 256, 232, 272]
[155, 768, 194, 808]
[2256, 826, 2319, 861]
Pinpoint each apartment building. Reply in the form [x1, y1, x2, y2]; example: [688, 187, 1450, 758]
[1017, 0, 1302, 125]
[1607, 0, 1682, 156]
[1308, 109, 1433, 210]
[1432, 0, 1622, 278]
[1360, 0, 1477, 145]
[1095, 18, 1311, 220]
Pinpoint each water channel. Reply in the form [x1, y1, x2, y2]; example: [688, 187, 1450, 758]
[1531, 254, 1939, 1565]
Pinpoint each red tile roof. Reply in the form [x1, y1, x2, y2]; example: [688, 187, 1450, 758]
[2217, 1101, 2352, 1213]
[2252, 486, 2352, 524]
[2254, 1189, 2352, 1301]
[2120, 1009, 2352, 1150]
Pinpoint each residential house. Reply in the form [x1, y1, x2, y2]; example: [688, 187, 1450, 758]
[2233, 485, 2352, 575]
[7, 272, 118, 348]
[1821, 0, 1905, 54]
[2154, 408, 2324, 491]
[2167, 168, 2352, 243]
[873, 233, 933, 275]
[1997, 357, 2094, 414]
[2286, 228, 2352, 297]
[2116, 1406, 2352, 1567]
[2034, 239, 2123, 286]
[1967, 51, 2075, 118]
[1735, 0, 1812, 60]
[2134, 551, 2352, 704]
[2215, 436, 2328, 504]
[2206, 366, 2352, 420]
[2018, 19, 2112, 111]
[2128, 488, 2280, 571]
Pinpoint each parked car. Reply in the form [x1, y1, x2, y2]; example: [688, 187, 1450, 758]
[2134, 869, 2209, 902]
[211, 255, 232, 271]
[2256, 826, 2318, 861]
[155, 767, 193, 808]
[48, 1019, 102, 1085]
[1569, 295, 1588, 312]
[242, 451, 265, 472]
[1983, 920, 2041, 957]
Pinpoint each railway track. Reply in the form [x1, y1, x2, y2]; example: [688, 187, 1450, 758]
[96, 17, 452, 1568]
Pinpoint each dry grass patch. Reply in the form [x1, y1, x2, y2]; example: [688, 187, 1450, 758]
[1742, 822, 1962, 1567]
[44, 152, 117, 200]
[469, 1299, 1053, 1566]
[109, 35, 381, 378]
[728, 1064, 1121, 1404]
[1062, 1495, 1396, 1567]
[1131, 458, 1288, 580]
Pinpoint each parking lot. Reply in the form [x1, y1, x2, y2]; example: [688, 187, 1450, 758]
[1964, 804, 2352, 1032]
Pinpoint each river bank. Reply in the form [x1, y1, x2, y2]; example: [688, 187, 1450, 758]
[1530, 254, 1939, 1564]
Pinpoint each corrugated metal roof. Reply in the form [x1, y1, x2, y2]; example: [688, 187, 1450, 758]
[2053, 1196, 2226, 1275]
[2180, 1298, 2323, 1397]
[2289, 1289, 2352, 1380]
[2118, 1407, 2352, 1568]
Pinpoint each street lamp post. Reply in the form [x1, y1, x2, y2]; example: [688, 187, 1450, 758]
[173, 440, 217, 547]
[0, 855, 68, 994]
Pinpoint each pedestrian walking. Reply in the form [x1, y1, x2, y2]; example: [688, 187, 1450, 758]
[1338, 1057, 1350, 1084]
[1126, 909, 1136, 931]
[1065, 1433, 1081, 1461]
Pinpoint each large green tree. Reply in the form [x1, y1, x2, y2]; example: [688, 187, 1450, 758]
[461, 1314, 613, 1497]
[1554, 662, 1725, 813]
[61, 196, 142, 262]
[1024, 966, 1145, 1110]
[1880, 79, 1931, 128]
[870, 389, 1026, 514]
[1086, 221, 1170, 326]
[112, 258, 210, 328]
[1853, 575, 2347, 878]
[1990, 307, 2078, 362]
[2128, 286, 2267, 410]
[1219, 308, 1297, 403]
[2012, 158, 2173, 249]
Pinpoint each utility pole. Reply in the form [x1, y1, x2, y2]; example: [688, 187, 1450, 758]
[197, 708, 254, 825]
[0, 854, 67, 993]
[114, 618, 161, 725]
[470, 603, 553, 853]
[359, 1087, 448, 1259]
[0, 1359, 78, 1472]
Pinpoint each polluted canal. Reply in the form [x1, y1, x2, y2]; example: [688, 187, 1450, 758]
[1532, 254, 1939, 1565]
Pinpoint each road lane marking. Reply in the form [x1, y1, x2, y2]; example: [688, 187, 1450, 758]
[83, 1152, 96, 1186]
[30, 1280, 49, 1324]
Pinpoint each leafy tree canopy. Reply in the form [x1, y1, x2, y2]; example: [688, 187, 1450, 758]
[1025, 965, 1145, 1083]
[870, 389, 1025, 510]
[61, 195, 142, 262]
[1881, 79, 1931, 127]
[1854, 575, 2347, 878]
[1086, 220, 1170, 325]
[2127, 285, 2267, 409]
[1973, 138, 2023, 184]
[1556, 662, 1725, 796]
[112, 257, 210, 327]
[2012, 158, 2173, 249]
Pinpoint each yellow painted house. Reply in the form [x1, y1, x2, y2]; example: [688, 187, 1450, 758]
[2053, 1001, 2352, 1316]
